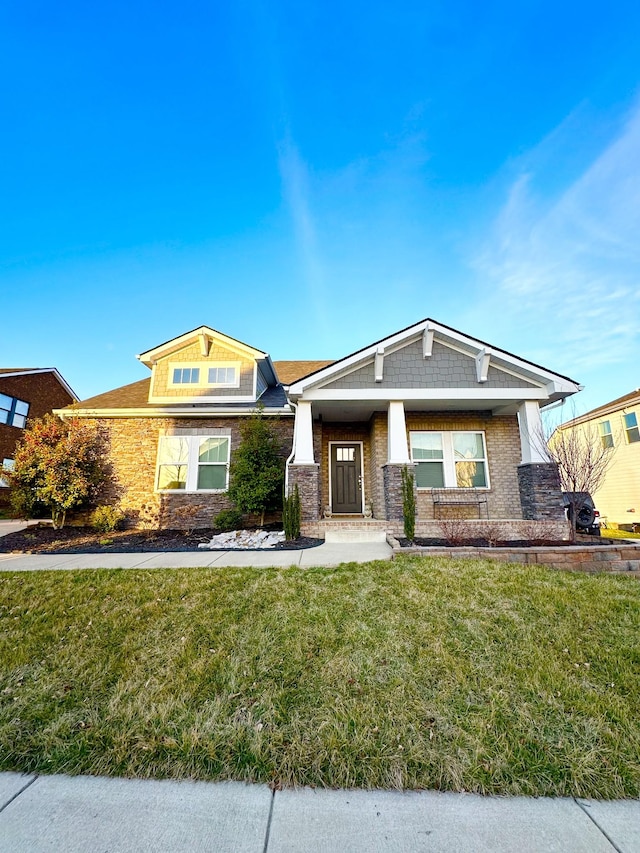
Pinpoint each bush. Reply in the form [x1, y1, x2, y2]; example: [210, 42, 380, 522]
[401, 466, 416, 543]
[213, 508, 244, 532]
[91, 505, 125, 533]
[283, 484, 301, 541]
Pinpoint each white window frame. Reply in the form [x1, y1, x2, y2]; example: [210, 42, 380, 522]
[155, 433, 231, 493]
[410, 431, 490, 489]
[168, 361, 241, 390]
[623, 412, 640, 444]
[599, 420, 614, 449]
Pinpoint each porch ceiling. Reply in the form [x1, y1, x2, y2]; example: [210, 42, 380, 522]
[311, 398, 522, 422]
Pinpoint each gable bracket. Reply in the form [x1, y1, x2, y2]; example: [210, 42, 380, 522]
[198, 333, 211, 357]
[422, 325, 434, 358]
[475, 348, 491, 383]
[374, 347, 385, 383]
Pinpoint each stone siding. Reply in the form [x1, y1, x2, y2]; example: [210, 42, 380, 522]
[324, 340, 537, 390]
[81, 415, 294, 528]
[517, 463, 565, 521]
[151, 340, 255, 400]
[383, 463, 416, 521]
[288, 464, 321, 521]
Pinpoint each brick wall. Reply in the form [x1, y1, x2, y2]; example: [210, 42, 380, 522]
[405, 412, 523, 519]
[80, 415, 294, 528]
[320, 423, 371, 513]
[0, 372, 75, 468]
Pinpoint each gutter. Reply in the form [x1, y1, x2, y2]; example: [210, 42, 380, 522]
[284, 400, 298, 496]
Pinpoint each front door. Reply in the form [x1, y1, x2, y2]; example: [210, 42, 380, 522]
[330, 444, 362, 513]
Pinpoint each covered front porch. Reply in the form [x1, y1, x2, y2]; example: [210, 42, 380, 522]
[286, 397, 565, 537]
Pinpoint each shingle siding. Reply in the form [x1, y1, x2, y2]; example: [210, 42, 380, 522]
[323, 340, 538, 390]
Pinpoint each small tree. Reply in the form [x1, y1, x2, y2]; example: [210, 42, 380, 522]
[227, 409, 284, 527]
[283, 484, 301, 541]
[539, 408, 616, 541]
[401, 466, 416, 543]
[7, 414, 113, 529]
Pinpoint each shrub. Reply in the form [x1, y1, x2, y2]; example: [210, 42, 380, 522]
[227, 408, 284, 527]
[283, 484, 301, 541]
[401, 466, 416, 542]
[213, 508, 244, 532]
[91, 505, 125, 533]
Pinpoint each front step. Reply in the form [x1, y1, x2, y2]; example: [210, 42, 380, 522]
[313, 519, 390, 543]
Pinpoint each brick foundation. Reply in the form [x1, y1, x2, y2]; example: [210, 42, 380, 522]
[517, 463, 565, 521]
[288, 463, 321, 522]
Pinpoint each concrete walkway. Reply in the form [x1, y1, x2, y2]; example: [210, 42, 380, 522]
[1, 773, 638, 852]
[0, 540, 393, 571]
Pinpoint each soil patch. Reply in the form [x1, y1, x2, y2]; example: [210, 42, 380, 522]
[0, 524, 322, 554]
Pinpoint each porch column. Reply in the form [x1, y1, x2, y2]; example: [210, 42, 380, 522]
[517, 400, 565, 521]
[289, 400, 320, 522]
[293, 400, 315, 464]
[387, 401, 410, 463]
[383, 400, 415, 522]
[517, 401, 547, 464]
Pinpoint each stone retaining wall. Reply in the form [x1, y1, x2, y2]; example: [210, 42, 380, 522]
[389, 539, 640, 576]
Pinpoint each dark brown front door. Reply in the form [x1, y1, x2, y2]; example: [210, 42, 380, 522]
[330, 444, 362, 513]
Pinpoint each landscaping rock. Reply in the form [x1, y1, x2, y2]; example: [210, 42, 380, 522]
[198, 529, 286, 549]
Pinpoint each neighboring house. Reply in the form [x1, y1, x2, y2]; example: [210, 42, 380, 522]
[55, 320, 581, 536]
[556, 388, 640, 529]
[0, 368, 77, 493]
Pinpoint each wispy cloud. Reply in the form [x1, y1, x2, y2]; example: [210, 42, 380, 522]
[473, 98, 640, 378]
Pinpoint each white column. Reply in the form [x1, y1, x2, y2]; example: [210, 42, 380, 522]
[518, 401, 548, 464]
[387, 400, 410, 464]
[292, 400, 315, 464]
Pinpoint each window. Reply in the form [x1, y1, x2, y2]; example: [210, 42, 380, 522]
[623, 412, 640, 444]
[208, 366, 237, 386]
[0, 394, 29, 428]
[599, 420, 614, 449]
[168, 362, 241, 389]
[172, 367, 200, 385]
[156, 434, 230, 491]
[410, 431, 489, 489]
[0, 458, 14, 488]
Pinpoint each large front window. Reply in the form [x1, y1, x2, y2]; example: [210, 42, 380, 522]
[156, 434, 230, 491]
[410, 431, 489, 488]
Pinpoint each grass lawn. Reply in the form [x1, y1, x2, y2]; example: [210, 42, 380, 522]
[1, 557, 639, 797]
[603, 527, 640, 540]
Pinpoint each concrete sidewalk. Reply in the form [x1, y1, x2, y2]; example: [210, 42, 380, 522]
[1, 773, 638, 852]
[0, 540, 393, 571]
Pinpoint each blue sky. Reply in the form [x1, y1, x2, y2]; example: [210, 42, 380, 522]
[1, 0, 639, 413]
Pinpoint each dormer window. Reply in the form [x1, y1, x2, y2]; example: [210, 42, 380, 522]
[172, 367, 200, 385]
[168, 362, 241, 389]
[208, 366, 237, 386]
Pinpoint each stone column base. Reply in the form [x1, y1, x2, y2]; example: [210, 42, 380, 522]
[287, 464, 321, 522]
[517, 463, 565, 521]
[383, 463, 416, 521]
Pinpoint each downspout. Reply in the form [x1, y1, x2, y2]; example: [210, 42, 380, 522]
[284, 399, 298, 496]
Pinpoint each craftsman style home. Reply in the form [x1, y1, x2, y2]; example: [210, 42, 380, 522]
[57, 319, 581, 537]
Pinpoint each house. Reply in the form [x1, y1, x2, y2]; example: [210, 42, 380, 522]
[55, 319, 581, 537]
[0, 368, 77, 495]
[556, 388, 640, 530]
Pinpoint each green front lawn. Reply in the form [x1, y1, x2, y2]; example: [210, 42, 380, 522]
[1, 557, 639, 797]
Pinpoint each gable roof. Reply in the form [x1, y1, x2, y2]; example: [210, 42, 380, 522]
[287, 317, 581, 402]
[0, 368, 78, 400]
[137, 326, 268, 366]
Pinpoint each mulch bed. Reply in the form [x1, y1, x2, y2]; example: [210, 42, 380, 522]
[0, 524, 322, 554]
